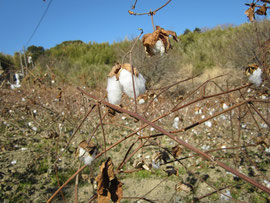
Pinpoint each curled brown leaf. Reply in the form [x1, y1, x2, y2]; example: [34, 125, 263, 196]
[95, 158, 123, 203]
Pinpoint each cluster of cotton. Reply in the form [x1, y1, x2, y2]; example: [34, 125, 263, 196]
[106, 63, 146, 105]
[248, 67, 263, 87]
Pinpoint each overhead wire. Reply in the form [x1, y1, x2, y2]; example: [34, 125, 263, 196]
[24, 0, 54, 47]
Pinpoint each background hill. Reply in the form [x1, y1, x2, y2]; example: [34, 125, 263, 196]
[1, 20, 269, 89]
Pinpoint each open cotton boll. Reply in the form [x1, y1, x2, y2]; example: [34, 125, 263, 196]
[153, 39, 165, 56]
[106, 76, 123, 105]
[78, 147, 96, 166]
[119, 69, 146, 99]
[249, 68, 262, 87]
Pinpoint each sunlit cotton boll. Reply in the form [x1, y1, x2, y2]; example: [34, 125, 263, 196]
[119, 69, 146, 99]
[249, 68, 262, 87]
[153, 39, 165, 56]
[106, 76, 123, 105]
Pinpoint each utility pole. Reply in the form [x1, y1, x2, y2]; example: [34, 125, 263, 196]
[19, 51, 24, 77]
[23, 46, 28, 70]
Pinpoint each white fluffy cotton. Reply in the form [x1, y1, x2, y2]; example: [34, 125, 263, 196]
[106, 76, 123, 105]
[119, 69, 146, 99]
[153, 39, 165, 56]
[78, 147, 96, 166]
[249, 68, 262, 87]
[173, 117, 180, 129]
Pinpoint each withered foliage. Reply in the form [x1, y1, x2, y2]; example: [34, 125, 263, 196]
[256, 3, 268, 15]
[164, 166, 178, 176]
[171, 145, 182, 158]
[142, 25, 178, 56]
[95, 158, 123, 203]
[108, 63, 139, 80]
[245, 3, 256, 22]
[245, 1, 270, 21]
[261, 0, 270, 4]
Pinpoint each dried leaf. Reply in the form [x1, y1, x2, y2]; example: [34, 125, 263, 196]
[128, 10, 134, 15]
[175, 182, 192, 193]
[165, 166, 178, 176]
[256, 3, 267, 15]
[261, 0, 270, 4]
[172, 145, 182, 158]
[133, 159, 144, 169]
[95, 158, 123, 203]
[245, 3, 256, 21]
[109, 179, 123, 203]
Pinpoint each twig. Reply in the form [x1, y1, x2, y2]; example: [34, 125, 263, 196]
[97, 103, 107, 158]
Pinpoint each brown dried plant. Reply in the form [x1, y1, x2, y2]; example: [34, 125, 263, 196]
[95, 158, 123, 203]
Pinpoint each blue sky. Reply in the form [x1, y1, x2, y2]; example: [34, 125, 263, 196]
[0, 0, 256, 55]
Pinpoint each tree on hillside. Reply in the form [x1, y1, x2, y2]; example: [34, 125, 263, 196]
[27, 45, 45, 64]
[183, 29, 191, 35]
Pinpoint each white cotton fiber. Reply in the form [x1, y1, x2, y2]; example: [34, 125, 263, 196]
[106, 76, 123, 105]
[153, 39, 165, 56]
[173, 117, 180, 129]
[119, 69, 146, 99]
[249, 68, 262, 87]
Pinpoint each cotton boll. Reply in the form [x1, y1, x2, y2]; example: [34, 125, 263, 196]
[249, 68, 262, 87]
[119, 69, 146, 99]
[106, 76, 123, 105]
[205, 121, 212, 127]
[173, 117, 180, 129]
[83, 154, 95, 165]
[153, 39, 165, 56]
[138, 98, 145, 104]
[222, 103, 229, 110]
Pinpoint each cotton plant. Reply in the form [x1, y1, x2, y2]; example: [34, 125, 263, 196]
[106, 63, 146, 106]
